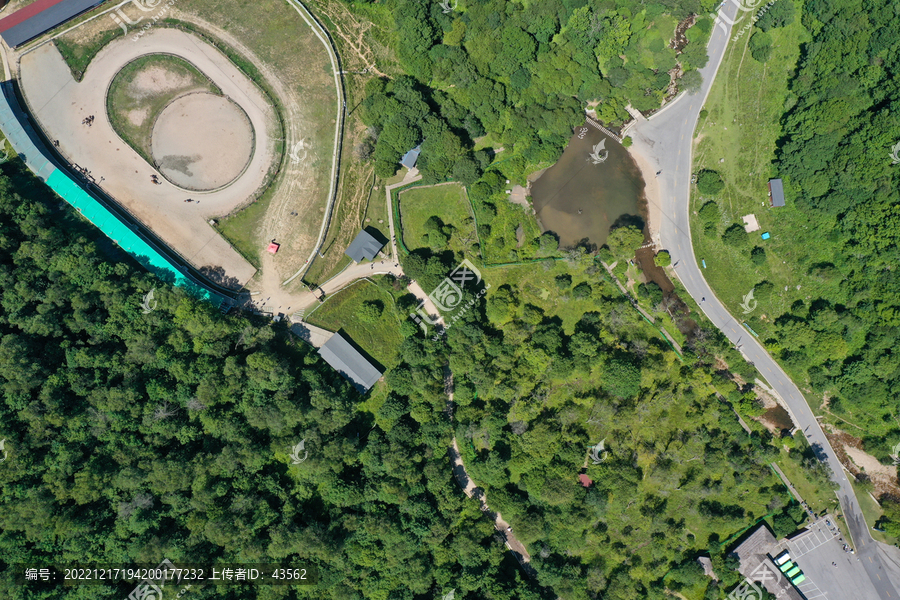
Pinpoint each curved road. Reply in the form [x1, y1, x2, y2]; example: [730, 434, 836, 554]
[628, 1, 900, 598]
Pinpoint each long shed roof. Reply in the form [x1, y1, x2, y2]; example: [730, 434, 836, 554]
[769, 178, 785, 207]
[318, 333, 382, 393]
[0, 0, 105, 48]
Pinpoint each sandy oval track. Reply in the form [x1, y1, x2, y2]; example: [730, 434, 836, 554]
[18, 28, 280, 288]
[152, 92, 253, 191]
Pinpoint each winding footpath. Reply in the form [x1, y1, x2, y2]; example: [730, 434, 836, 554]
[628, 1, 900, 597]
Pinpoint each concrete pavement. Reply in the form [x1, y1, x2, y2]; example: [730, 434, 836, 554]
[628, 1, 900, 597]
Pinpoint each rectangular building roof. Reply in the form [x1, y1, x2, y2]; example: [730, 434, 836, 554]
[769, 178, 785, 207]
[0, 0, 105, 48]
[344, 229, 384, 262]
[318, 333, 382, 393]
[400, 145, 420, 170]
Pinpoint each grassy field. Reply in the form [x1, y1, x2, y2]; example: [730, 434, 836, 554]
[304, 277, 404, 369]
[612, 260, 688, 349]
[362, 179, 389, 241]
[293, 0, 407, 288]
[106, 55, 220, 165]
[398, 183, 476, 254]
[54, 28, 124, 81]
[689, 9, 813, 334]
[216, 195, 271, 270]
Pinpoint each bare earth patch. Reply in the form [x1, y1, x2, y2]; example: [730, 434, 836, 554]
[152, 93, 253, 191]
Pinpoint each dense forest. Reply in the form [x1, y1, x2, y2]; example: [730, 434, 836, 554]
[762, 0, 900, 450]
[403, 238, 824, 599]
[0, 155, 831, 599]
[0, 166, 548, 600]
[358, 0, 716, 185]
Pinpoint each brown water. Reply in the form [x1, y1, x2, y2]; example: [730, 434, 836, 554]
[763, 405, 795, 432]
[531, 124, 645, 249]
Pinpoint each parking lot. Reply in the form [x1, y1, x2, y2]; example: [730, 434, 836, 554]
[768, 518, 881, 599]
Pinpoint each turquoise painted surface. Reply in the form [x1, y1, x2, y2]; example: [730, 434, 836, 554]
[46, 170, 224, 307]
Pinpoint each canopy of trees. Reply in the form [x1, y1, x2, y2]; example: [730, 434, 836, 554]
[0, 167, 547, 599]
[359, 0, 715, 187]
[765, 0, 900, 439]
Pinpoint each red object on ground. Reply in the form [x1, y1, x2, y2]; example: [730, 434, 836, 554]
[578, 473, 593, 488]
[267, 242, 280, 254]
[0, 0, 69, 34]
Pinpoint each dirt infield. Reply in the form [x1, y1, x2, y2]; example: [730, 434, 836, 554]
[18, 28, 276, 287]
[107, 54, 220, 163]
[151, 92, 253, 191]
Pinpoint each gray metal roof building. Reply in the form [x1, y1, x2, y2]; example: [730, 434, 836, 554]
[0, 0, 106, 48]
[400, 145, 420, 170]
[344, 229, 384, 262]
[769, 178, 785, 207]
[318, 333, 382, 393]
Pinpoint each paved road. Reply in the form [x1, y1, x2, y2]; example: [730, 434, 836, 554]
[629, 2, 900, 598]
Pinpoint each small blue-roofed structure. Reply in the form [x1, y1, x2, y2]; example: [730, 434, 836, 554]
[400, 145, 421, 170]
[761, 232, 771, 240]
[768, 178, 785, 207]
[345, 229, 384, 262]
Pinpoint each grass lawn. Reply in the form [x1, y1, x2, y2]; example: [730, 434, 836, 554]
[689, 8, 831, 393]
[773, 451, 848, 537]
[216, 196, 271, 270]
[363, 181, 390, 243]
[305, 277, 404, 369]
[106, 55, 220, 165]
[398, 183, 477, 255]
[55, 28, 125, 81]
[850, 479, 898, 546]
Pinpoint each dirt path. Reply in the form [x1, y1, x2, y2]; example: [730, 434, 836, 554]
[445, 373, 536, 577]
[385, 168, 421, 260]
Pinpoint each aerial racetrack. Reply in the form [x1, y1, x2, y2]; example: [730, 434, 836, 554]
[10, 0, 340, 303]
